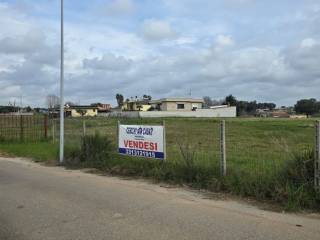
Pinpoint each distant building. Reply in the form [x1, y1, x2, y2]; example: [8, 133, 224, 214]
[290, 115, 308, 119]
[65, 105, 98, 117]
[256, 109, 271, 118]
[116, 97, 236, 117]
[122, 99, 151, 112]
[270, 111, 290, 118]
[91, 103, 112, 113]
[256, 107, 297, 118]
[150, 98, 204, 111]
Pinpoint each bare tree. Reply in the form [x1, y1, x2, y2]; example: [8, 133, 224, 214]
[46, 94, 60, 109]
[203, 96, 224, 108]
[203, 96, 213, 108]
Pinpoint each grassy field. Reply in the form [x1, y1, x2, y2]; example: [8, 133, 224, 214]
[0, 142, 58, 162]
[56, 117, 315, 172]
[0, 117, 319, 210]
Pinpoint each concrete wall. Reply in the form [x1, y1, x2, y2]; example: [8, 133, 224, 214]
[101, 111, 139, 118]
[104, 107, 236, 118]
[140, 107, 236, 118]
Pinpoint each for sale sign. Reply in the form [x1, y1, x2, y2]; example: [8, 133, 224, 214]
[118, 124, 165, 160]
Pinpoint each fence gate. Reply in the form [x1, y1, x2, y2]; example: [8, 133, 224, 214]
[0, 114, 48, 142]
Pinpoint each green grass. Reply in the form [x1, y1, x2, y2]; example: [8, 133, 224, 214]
[1, 117, 319, 210]
[57, 117, 315, 173]
[0, 142, 58, 162]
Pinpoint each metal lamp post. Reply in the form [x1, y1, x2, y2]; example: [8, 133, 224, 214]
[59, 0, 64, 163]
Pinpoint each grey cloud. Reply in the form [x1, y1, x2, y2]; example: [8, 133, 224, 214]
[0, 30, 46, 55]
[2, 1, 320, 107]
[83, 53, 132, 71]
[104, 0, 135, 16]
[283, 42, 320, 77]
[0, 29, 59, 106]
[3, 37, 320, 107]
[26, 38, 318, 107]
[141, 20, 177, 41]
[27, 46, 59, 66]
[1, 61, 57, 86]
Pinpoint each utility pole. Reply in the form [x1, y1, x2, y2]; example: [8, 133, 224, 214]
[59, 0, 65, 164]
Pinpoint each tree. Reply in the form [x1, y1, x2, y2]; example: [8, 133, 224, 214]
[203, 96, 213, 108]
[143, 95, 152, 100]
[46, 94, 60, 109]
[25, 106, 32, 112]
[0, 106, 18, 113]
[224, 94, 237, 106]
[294, 98, 319, 117]
[116, 94, 124, 107]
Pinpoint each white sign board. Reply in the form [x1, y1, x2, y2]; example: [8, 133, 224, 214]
[118, 124, 165, 160]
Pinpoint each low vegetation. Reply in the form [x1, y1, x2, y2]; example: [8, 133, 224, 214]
[1, 117, 320, 211]
[0, 142, 58, 162]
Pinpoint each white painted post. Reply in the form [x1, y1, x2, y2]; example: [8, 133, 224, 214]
[315, 121, 320, 191]
[220, 120, 227, 177]
[163, 120, 166, 161]
[59, 0, 65, 164]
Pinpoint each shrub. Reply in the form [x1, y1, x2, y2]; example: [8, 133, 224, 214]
[80, 133, 113, 167]
[63, 144, 81, 167]
[281, 149, 314, 186]
[222, 149, 320, 210]
[64, 133, 113, 168]
[279, 149, 320, 210]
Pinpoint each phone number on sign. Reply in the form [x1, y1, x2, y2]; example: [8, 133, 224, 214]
[125, 149, 156, 158]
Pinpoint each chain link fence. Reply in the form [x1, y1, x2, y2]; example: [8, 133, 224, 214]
[226, 120, 314, 175]
[49, 117, 316, 182]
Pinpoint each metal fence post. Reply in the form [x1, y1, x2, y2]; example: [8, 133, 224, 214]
[44, 115, 48, 139]
[83, 119, 86, 136]
[315, 121, 320, 191]
[20, 114, 24, 142]
[52, 119, 55, 143]
[220, 120, 227, 177]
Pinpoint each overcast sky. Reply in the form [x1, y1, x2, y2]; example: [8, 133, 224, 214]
[0, 0, 319, 107]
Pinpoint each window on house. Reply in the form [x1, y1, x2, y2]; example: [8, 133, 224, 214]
[177, 104, 185, 109]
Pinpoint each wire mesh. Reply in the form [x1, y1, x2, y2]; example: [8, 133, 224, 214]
[0, 114, 47, 142]
[52, 117, 221, 172]
[51, 117, 315, 181]
[226, 119, 315, 179]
